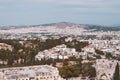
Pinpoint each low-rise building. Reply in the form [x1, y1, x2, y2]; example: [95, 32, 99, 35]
[35, 44, 78, 61]
[0, 65, 63, 80]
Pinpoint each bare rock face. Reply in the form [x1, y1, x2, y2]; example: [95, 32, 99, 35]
[0, 43, 13, 51]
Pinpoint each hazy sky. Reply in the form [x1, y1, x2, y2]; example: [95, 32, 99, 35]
[0, 0, 120, 26]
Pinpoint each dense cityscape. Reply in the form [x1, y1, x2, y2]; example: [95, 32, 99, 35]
[0, 22, 119, 80]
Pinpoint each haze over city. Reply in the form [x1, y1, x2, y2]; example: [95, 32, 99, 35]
[0, 0, 120, 26]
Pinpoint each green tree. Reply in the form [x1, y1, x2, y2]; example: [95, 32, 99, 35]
[58, 65, 81, 80]
[7, 54, 14, 66]
[105, 53, 112, 59]
[95, 49, 104, 55]
[63, 59, 68, 66]
[88, 66, 96, 78]
[76, 58, 82, 72]
[113, 63, 119, 80]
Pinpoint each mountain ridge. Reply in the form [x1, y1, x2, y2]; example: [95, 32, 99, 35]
[0, 22, 120, 31]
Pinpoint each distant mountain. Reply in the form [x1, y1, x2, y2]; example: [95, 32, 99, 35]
[41, 22, 120, 31]
[84, 24, 120, 31]
[0, 26, 16, 30]
[0, 22, 120, 31]
[42, 22, 80, 28]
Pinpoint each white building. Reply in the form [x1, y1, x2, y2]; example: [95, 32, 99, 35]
[82, 45, 95, 53]
[0, 65, 64, 80]
[35, 44, 78, 61]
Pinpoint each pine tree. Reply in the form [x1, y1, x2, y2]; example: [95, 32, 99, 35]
[113, 63, 119, 80]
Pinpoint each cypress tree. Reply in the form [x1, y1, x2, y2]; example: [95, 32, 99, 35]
[113, 63, 119, 80]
